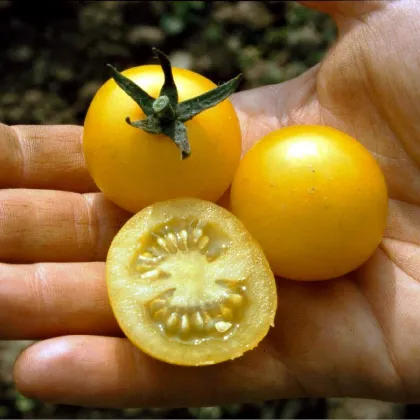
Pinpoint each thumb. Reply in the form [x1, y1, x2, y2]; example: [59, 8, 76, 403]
[299, 0, 384, 18]
[299, 0, 385, 31]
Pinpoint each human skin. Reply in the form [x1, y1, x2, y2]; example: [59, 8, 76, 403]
[0, 0, 420, 408]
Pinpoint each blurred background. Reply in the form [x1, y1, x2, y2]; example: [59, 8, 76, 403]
[0, 0, 337, 126]
[0, 0, 417, 418]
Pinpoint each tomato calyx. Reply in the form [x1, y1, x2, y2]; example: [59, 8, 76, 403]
[107, 48, 243, 159]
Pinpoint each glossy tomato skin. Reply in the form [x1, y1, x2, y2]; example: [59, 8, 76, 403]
[230, 125, 388, 281]
[83, 65, 242, 213]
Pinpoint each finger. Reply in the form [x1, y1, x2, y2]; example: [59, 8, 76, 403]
[0, 124, 97, 192]
[14, 335, 299, 408]
[0, 262, 120, 339]
[0, 189, 130, 263]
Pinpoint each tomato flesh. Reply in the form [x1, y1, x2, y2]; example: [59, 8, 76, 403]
[106, 198, 277, 366]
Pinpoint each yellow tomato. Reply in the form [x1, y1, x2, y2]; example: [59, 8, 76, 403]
[106, 198, 277, 366]
[230, 125, 388, 281]
[83, 63, 241, 213]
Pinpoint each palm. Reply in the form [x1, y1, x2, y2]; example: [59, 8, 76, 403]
[232, 0, 420, 402]
[1, 0, 420, 408]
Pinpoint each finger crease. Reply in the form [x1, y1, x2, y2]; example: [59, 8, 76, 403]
[355, 276, 410, 401]
[82, 194, 100, 260]
[31, 264, 50, 317]
[263, 339, 310, 398]
[10, 126, 28, 188]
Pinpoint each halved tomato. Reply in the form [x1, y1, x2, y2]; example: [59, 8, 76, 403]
[106, 198, 277, 366]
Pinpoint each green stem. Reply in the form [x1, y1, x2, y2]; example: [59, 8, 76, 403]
[152, 95, 176, 122]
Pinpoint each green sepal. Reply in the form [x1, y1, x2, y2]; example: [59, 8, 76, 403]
[107, 49, 242, 160]
[126, 116, 162, 134]
[162, 120, 191, 159]
[153, 48, 179, 107]
[106, 64, 155, 116]
[176, 74, 243, 123]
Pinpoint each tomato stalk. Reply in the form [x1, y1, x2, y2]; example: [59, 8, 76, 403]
[152, 96, 176, 122]
[107, 48, 243, 159]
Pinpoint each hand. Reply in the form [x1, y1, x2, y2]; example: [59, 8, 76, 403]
[1, 0, 420, 408]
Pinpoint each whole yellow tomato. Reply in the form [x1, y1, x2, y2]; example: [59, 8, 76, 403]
[230, 125, 388, 281]
[83, 49, 242, 213]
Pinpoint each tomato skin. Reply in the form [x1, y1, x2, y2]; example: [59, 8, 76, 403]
[230, 125, 388, 281]
[83, 65, 242, 213]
